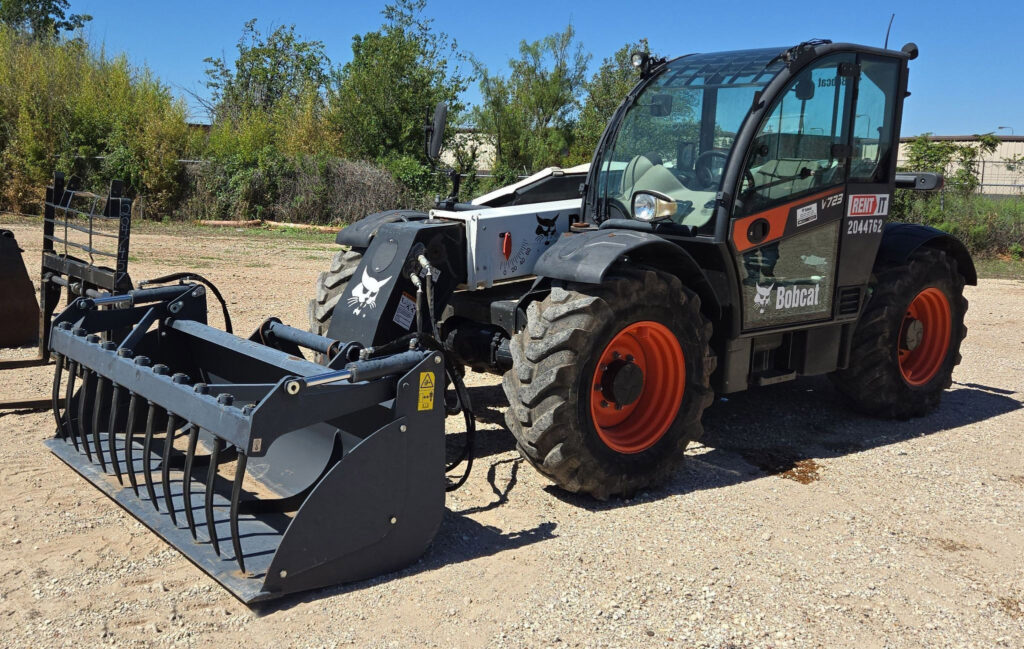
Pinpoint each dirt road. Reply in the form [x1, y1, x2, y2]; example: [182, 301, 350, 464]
[1, 220, 1022, 648]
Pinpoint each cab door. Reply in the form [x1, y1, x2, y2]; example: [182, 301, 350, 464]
[729, 53, 856, 331]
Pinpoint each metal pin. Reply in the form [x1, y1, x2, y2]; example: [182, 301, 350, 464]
[91, 375, 109, 472]
[77, 368, 95, 461]
[182, 425, 199, 539]
[142, 403, 159, 510]
[107, 384, 124, 484]
[161, 413, 180, 525]
[124, 394, 140, 496]
[51, 352, 65, 438]
[205, 443, 221, 555]
[230, 453, 248, 573]
[63, 360, 80, 452]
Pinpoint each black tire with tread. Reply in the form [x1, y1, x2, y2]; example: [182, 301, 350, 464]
[831, 247, 968, 419]
[502, 268, 716, 499]
[308, 248, 364, 341]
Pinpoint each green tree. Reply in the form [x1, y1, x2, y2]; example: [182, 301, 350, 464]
[203, 19, 330, 123]
[0, 0, 90, 38]
[902, 132, 1000, 195]
[330, 0, 468, 163]
[568, 40, 649, 164]
[473, 24, 590, 177]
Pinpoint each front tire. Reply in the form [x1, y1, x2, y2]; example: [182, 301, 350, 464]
[502, 268, 715, 499]
[831, 248, 968, 418]
[308, 248, 364, 355]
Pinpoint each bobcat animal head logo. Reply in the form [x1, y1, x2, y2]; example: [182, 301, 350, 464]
[347, 268, 392, 317]
[535, 214, 558, 245]
[754, 282, 774, 314]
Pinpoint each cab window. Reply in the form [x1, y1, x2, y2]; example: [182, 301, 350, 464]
[734, 54, 854, 217]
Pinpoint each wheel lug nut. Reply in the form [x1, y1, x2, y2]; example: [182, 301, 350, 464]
[600, 400, 609, 408]
[600, 364, 608, 372]
[612, 351, 621, 360]
[594, 385, 603, 392]
[625, 354, 634, 363]
[614, 403, 623, 411]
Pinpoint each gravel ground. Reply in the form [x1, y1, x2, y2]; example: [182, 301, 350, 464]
[0, 220, 1022, 648]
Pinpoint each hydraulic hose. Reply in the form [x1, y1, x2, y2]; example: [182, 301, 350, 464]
[138, 272, 233, 334]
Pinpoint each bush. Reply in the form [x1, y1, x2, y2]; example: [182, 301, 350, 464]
[892, 190, 1024, 257]
[0, 25, 193, 214]
[178, 153, 416, 225]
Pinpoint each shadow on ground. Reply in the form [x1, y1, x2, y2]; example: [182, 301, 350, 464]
[257, 376, 1020, 611]
[546, 376, 1022, 510]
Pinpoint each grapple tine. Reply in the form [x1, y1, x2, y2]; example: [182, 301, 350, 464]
[51, 352, 66, 438]
[125, 356, 152, 498]
[161, 412, 180, 526]
[182, 424, 200, 539]
[107, 384, 124, 485]
[124, 393, 140, 496]
[63, 360, 80, 452]
[91, 373, 109, 472]
[77, 367, 94, 461]
[230, 453, 248, 573]
[205, 442, 221, 556]
[142, 402, 160, 510]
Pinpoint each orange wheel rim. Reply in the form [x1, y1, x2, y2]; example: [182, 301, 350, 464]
[589, 321, 685, 454]
[898, 287, 951, 386]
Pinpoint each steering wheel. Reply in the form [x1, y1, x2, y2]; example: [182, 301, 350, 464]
[694, 150, 729, 189]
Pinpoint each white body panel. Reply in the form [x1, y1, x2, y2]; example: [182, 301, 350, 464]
[431, 199, 581, 289]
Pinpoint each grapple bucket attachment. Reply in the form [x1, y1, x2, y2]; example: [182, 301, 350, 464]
[46, 285, 446, 604]
[0, 230, 40, 347]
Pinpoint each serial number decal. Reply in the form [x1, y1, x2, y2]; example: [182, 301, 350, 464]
[393, 292, 416, 330]
[796, 203, 818, 227]
[848, 194, 889, 217]
[847, 218, 884, 235]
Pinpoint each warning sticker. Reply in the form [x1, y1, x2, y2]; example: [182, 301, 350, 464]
[394, 292, 416, 330]
[418, 371, 435, 411]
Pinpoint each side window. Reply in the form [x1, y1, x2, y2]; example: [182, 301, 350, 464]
[850, 57, 900, 183]
[735, 54, 853, 217]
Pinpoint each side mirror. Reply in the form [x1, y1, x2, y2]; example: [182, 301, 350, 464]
[794, 78, 815, 101]
[649, 94, 673, 117]
[424, 102, 448, 162]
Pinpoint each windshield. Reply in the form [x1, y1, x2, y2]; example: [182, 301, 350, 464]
[595, 48, 786, 231]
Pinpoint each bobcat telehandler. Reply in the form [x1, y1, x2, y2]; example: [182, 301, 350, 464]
[46, 40, 973, 603]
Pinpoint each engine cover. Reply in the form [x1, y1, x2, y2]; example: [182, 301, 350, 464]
[431, 199, 580, 289]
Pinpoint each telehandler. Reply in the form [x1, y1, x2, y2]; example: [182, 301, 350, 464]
[45, 40, 972, 603]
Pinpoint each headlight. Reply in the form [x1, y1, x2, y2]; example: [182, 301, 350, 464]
[631, 191, 677, 222]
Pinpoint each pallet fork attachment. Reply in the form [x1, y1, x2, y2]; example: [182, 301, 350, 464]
[1, 173, 134, 411]
[46, 286, 446, 603]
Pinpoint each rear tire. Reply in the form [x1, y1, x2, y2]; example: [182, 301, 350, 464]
[831, 248, 968, 419]
[502, 268, 715, 499]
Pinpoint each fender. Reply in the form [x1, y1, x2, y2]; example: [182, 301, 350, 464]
[877, 223, 977, 285]
[533, 227, 722, 318]
[335, 210, 428, 248]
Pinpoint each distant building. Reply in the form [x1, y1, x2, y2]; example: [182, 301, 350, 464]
[898, 134, 1024, 195]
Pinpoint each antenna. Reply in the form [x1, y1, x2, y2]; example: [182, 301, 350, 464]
[884, 13, 895, 49]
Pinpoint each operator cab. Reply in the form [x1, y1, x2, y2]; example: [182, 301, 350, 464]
[593, 48, 787, 231]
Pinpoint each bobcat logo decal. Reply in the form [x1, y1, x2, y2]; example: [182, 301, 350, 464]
[754, 282, 774, 314]
[535, 214, 558, 245]
[347, 269, 393, 317]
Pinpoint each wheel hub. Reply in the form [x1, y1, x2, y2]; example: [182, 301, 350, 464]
[901, 317, 924, 351]
[596, 356, 644, 409]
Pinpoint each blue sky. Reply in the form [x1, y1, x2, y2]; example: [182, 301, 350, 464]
[74, 0, 1023, 137]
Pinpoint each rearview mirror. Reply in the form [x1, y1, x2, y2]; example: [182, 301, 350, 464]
[649, 94, 673, 117]
[425, 102, 448, 162]
[794, 78, 815, 101]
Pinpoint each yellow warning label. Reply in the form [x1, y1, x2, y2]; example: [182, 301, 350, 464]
[418, 371, 435, 411]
